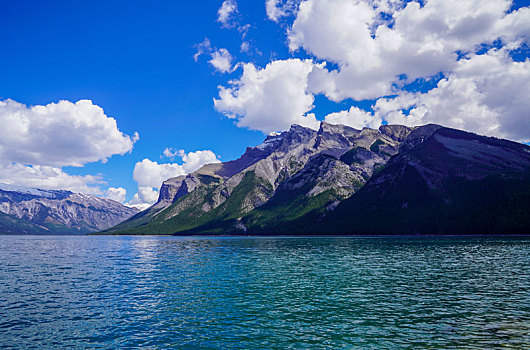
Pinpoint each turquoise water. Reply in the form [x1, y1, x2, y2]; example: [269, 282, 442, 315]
[1, 236, 529, 349]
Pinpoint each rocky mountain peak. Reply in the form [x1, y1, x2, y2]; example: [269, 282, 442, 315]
[314, 122, 362, 156]
[318, 121, 360, 135]
[106, 122, 530, 236]
[0, 184, 139, 234]
[278, 124, 317, 149]
[401, 124, 442, 150]
[0, 183, 72, 201]
[157, 175, 187, 204]
[378, 124, 413, 142]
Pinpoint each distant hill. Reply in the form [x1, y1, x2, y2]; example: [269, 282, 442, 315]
[105, 122, 530, 236]
[0, 184, 139, 234]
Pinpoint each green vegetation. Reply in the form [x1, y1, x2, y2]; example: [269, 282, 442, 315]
[108, 171, 274, 235]
[0, 211, 48, 235]
[105, 126, 530, 236]
[243, 157, 355, 233]
[243, 185, 338, 233]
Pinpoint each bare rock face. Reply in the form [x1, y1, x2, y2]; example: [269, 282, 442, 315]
[400, 124, 442, 151]
[109, 121, 418, 235]
[282, 154, 361, 198]
[156, 175, 204, 205]
[107, 122, 530, 236]
[0, 184, 139, 234]
[157, 176, 186, 204]
[379, 124, 413, 142]
[310, 126, 530, 235]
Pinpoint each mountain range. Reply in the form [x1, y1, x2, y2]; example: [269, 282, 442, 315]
[0, 184, 138, 234]
[106, 122, 530, 235]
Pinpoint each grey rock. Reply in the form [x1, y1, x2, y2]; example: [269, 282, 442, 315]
[110, 121, 420, 235]
[0, 185, 139, 234]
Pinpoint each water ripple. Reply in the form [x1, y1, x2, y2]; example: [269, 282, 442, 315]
[0, 236, 529, 349]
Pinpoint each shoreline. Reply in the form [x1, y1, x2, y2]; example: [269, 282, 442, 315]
[2, 233, 530, 238]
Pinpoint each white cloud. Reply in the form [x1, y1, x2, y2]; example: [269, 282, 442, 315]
[266, 0, 300, 22]
[237, 24, 252, 53]
[163, 147, 179, 159]
[218, 0, 238, 28]
[194, 38, 212, 62]
[194, 39, 236, 74]
[133, 159, 186, 189]
[211, 0, 528, 139]
[286, 0, 529, 101]
[209, 48, 234, 73]
[216, 2, 252, 53]
[320, 49, 530, 141]
[105, 187, 127, 203]
[240, 41, 250, 52]
[0, 99, 137, 167]
[0, 98, 138, 196]
[214, 58, 321, 133]
[0, 162, 103, 195]
[180, 150, 221, 173]
[325, 106, 382, 130]
[126, 186, 159, 210]
[376, 49, 530, 142]
[129, 150, 221, 208]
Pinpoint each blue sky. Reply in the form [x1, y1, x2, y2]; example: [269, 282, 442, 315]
[1, 0, 529, 208]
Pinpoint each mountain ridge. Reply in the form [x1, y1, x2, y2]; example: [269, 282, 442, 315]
[251, 126, 530, 235]
[103, 121, 530, 236]
[0, 185, 139, 234]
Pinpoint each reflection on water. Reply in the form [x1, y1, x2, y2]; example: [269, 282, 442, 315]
[1, 236, 529, 349]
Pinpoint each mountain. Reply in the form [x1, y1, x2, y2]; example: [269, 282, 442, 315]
[0, 184, 139, 234]
[105, 122, 530, 236]
[261, 126, 530, 235]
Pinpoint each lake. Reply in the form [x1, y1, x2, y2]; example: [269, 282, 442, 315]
[1, 235, 529, 349]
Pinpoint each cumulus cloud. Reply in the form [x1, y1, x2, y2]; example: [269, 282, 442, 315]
[162, 147, 179, 159]
[322, 48, 530, 142]
[266, 0, 300, 22]
[129, 150, 221, 209]
[214, 0, 528, 140]
[105, 187, 127, 203]
[126, 187, 159, 210]
[133, 159, 187, 189]
[218, 0, 238, 28]
[0, 162, 103, 194]
[179, 150, 221, 173]
[286, 0, 529, 101]
[162, 148, 220, 172]
[218, 1, 254, 54]
[240, 41, 250, 53]
[194, 38, 235, 74]
[209, 48, 234, 73]
[325, 106, 382, 130]
[0, 99, 137, 167]
[237, 24, 253, 54]
[214, 58, 321, 133]
[0, 98, 138, 196]
[376, 48, 530, 142]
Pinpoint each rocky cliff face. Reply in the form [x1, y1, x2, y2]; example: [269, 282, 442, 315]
[107, 122, 530, 235]
[284, 126, 530, 235]
[108, 122, 412, 234]
[0, 184, 139, 234]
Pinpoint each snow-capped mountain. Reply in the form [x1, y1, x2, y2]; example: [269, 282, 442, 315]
[0, 185, 139, 234]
